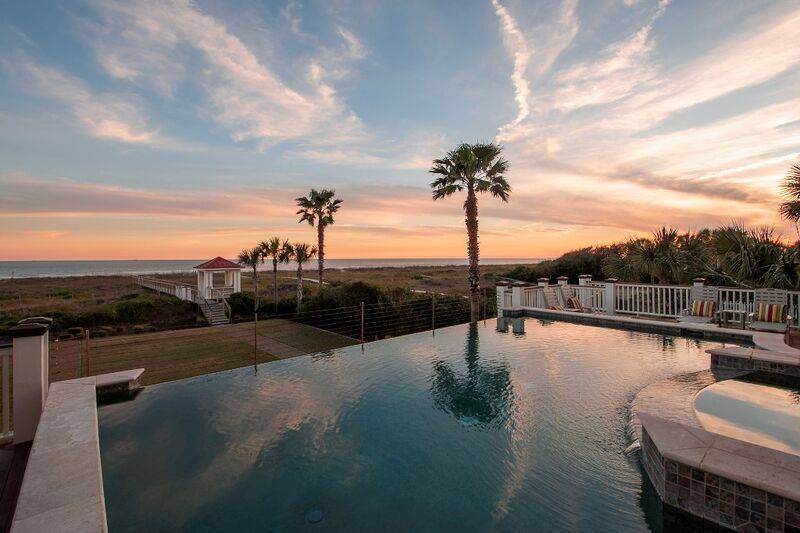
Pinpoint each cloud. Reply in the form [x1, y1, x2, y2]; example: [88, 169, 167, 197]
[8, 58, 160, 145]
[88, 0, 364, 148]
[491, 0, 531, 129]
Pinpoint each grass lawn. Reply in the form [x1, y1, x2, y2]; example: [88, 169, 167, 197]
[47, 318, 357, 385]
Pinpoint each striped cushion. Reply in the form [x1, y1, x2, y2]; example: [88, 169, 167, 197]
[691, 299, 716, 317]
[566, 296, 583, 311]
[755, 303, 785, 323]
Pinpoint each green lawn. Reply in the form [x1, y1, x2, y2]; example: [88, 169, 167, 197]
[48, 318, 357, 385]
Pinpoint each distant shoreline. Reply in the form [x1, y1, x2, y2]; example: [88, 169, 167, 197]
[0, 258, 543, 279]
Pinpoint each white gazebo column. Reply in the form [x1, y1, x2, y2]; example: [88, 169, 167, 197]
[234, 270, 241, 292]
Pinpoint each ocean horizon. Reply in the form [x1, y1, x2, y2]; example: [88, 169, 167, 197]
[0, 258, 542, 279]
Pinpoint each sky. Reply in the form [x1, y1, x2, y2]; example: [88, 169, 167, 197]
[1, 0, 799, 260]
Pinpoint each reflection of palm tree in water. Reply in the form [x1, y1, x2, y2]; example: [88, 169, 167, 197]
[430, 323, 513, 427]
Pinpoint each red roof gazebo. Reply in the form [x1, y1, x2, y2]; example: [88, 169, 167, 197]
[193, 256, 243, 299]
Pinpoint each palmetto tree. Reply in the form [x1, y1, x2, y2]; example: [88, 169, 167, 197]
[780, 163, 800, 226]
[430, 142, 511, 323]
[260, 237, 291, 311]
[237, 246, 262, 369]
[289, 242, 317, 312]
[296, 189, 342, 288]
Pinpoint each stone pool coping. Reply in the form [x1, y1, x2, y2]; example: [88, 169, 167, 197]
[639, 412, 800, 530]
[11, 369, 143, 533]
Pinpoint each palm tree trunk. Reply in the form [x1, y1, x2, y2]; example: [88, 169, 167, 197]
[296, 264, 303, 313]
[465, 184, 480, 323]
[272, 258, 278, 312]
[317, 224, 324, 290]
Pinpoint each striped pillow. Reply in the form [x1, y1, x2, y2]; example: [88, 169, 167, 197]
[691, 299, 716, 317]
[566, 296, 583, 312]
[755, 303, 785, 323]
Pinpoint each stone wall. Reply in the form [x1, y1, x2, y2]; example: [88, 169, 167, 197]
[641, 426, 800, 531]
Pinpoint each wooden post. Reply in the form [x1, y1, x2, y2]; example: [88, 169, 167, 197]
[432, 294, 436, 334]
[84, 329, 90, 377]
[360, 302, 365, 344]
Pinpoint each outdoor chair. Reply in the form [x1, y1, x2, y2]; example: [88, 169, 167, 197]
[748, 288, 792, 333]
[541, 285, 564, 310]
[677, 286, 719, 324]
[557, 285, 586, 312]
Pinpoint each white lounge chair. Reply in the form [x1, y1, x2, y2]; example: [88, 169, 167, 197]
[678, 286, 719, 324]
[541, 285, 564, 310]
[558, 285, 586, 312]
[748, 288, 791, 332]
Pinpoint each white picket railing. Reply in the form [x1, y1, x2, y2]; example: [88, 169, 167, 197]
[574, 284, 606, 312]
[500, 280, 800, 322]
[615, 283, 691, 317]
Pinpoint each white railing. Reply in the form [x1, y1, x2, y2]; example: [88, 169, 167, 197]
[503, 291, 513, 308]
[501, 280, 798, 321]
[615, 283, 691, 317]
[0, 348, 12, 443]
[208, 287, 234, 299]
[574, 284, 606, 312]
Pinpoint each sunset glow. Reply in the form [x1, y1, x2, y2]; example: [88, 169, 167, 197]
[1, 1, 799, 260]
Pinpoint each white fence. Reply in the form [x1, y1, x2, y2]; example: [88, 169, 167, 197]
[615, 283, 691, 318]
[499, 281, 800, 322]
[136, 276, 198, 302]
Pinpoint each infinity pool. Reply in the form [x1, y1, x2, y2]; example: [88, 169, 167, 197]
[99, 319, 719, 531]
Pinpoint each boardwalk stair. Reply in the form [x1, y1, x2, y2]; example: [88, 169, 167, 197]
[198, 298, 230, 326]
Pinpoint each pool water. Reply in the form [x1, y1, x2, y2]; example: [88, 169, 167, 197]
[694, 377, 800, 455]
[99, 319, 719, 531]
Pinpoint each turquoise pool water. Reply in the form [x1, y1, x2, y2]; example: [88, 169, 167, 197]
[99, 319, 718, 531]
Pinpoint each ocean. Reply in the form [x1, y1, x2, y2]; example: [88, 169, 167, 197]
[0, 258, 541, 279]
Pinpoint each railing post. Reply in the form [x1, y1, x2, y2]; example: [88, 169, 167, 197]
[692, 277, 705, 288]
[537, 277, 549, 287]
[604, 278, 617, 315]
[9, 317, 52, 444]
[496, 281, 509, 314]
[578, 274, 592, 286]
[511, 282, 526, 310]
[556, 276, 568, 287]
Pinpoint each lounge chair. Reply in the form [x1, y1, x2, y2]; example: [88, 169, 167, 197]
[748, 288, 791, 332]
[541, 285, 564, 310]
[678, 286, 719, 324]
[558, 285, 586, 312]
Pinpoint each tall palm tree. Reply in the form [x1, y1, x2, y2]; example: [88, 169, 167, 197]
[430, 142, 511, 323]
[260, 237, 291, 312]
[296, 189, 342, 288]
[780, 163, 800, 225]
[237, 246, 262, 369]
[290, 242, 317, 312]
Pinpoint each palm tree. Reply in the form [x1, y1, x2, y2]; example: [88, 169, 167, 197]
[237, 246, 262, 369]
[260, 237, 291, 312]
[296, 189, 342, 288]
[430, 142, 511, 323]
[429, 323, 513, 427]
[290, 242, 317, 312]
[779, 163, 800, 225]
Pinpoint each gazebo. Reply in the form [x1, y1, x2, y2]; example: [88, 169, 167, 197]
[194, 257, 243, 300]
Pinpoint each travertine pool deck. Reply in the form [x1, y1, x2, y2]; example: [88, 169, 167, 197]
[11, 369, 143, 533]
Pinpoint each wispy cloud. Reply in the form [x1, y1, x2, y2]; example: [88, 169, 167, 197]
[491, 0, 531, 130]
[7, 57, 160, 145]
